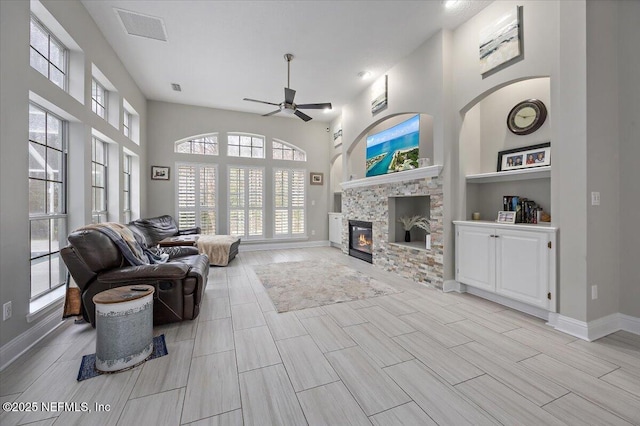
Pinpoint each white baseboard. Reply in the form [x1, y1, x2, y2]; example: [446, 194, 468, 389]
[443, 280, 465, 293]
[240, 240, 330, 252]
[463, 285, 550, 320]
[0, 306, 67, 371]
[548, 312, 640, 341]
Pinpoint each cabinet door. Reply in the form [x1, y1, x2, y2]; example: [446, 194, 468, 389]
[328, 214, 342, 244]
[456, 226, 495, 291]
[495, 229, 550, 309]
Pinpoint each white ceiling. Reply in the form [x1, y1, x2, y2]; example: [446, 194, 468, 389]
[81, 0, 491, 123]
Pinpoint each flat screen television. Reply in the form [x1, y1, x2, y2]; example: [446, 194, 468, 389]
[366, 115, 420, 177]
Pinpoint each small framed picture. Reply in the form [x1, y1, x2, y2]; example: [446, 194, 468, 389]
[151, 166, 170, 180]
[496, 211, 516, 224]
[310, 172, 324, 185]
[497, 142, 551, 172]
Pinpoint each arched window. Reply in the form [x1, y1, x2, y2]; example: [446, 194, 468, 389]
[272, 139, 306, 161]
[175, 134, 219, 155]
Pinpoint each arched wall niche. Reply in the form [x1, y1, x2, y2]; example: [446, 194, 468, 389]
[345, 112, 435, 181]
[458, 76, 551, 221]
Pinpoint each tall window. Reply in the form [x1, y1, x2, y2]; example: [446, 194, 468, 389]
[229, 166, 264, 238]
[123, 154, 132, 223]
[91, 79, 107, 119]
[92, 137, 108, 223]
[123, 110, 132, 138]
[228, 133, 265, 158]
[176, 164, 217, 234]
[175, 135, 219, 156]
[274, 169, 306, 237]
[29, 104, 67, 299]
[30, 16, 67, 90]
[272, 139, 307, 161]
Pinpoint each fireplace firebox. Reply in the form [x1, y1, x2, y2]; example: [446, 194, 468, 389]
[348, 220, 373, 263]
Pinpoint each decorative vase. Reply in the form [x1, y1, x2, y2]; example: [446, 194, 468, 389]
[425, 234, 431, 250]
[404, 230, 411, 242]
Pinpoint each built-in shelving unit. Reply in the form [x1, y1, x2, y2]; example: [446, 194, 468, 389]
[466, 166, 550, 184]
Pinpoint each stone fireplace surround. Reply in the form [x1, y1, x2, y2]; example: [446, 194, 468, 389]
[341, 166, 444, 287]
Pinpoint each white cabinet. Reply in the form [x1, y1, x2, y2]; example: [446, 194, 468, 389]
[328, 213, 342, 245]
[454, 221, 557, 312]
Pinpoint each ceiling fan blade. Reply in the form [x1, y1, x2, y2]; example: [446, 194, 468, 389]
[284, 88, 296, 104]
[262, 109, 281, 117]
[243, 98, 280, 106]
[296, 102, 332, 110]
[294, 110, 312, 122]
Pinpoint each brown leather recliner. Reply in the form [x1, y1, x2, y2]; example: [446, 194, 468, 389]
[61, 227, 209, 327]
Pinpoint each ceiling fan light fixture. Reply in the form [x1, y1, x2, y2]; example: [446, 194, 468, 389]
[323, 107, 332, 113]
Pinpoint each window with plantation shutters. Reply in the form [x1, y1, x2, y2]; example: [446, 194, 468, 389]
[274, 168, 306, 237]
[229, 166, 264, 238]
[176, 163, 217, 234]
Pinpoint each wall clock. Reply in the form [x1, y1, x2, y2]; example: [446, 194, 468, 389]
[507, 99, 547, 135]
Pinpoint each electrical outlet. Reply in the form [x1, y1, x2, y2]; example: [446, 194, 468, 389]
[591, 192, 600, 206]
[311, 230, 316, 236]
[591, 285, 598, 300]
[3, 301, 11, 321]
[311, 200, 316, 206]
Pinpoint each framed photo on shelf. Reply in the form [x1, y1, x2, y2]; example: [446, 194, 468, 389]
[497, 142, 550, 172]
[151, 166, 170, 180]
[310, 172, 324, 185]
[496, 210, 516, 224]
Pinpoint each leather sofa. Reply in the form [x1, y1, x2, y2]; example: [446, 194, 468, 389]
[61, 225, 209, 327]
[128, 214, 200, 247]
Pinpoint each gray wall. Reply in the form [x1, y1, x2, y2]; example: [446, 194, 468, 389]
[617, 0, 640, 318]
[146, 101, 332, 242]
[1, 0, 146, 350]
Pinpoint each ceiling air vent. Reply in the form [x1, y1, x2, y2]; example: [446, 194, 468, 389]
[171, 83, 182, 92]
[114, 8, 168, 42]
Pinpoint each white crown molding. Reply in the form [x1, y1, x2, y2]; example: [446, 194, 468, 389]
[341, 165, 442, 190]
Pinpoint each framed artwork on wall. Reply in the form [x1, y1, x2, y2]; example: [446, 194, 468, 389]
[151, 166, 170, 180]
[310, 172, 324, 185]
[371, 75, 388, 114]
[479, 6, 522, 75]
[497, 142, 551, 172]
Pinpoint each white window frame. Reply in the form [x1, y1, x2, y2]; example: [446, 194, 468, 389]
[28, 103, 68, 300]
[91, 137, 108, 223]
[272, 139, 307, 162]
[273, 168, 307, 238]
[227, 133, 265, 159]
[175, 134, 219, 156]
[30, 16, 67, 90]
[175, 162, 218, 234]
[228, 165, 265, 239]
[123, 110, 132, 138]
[123, 153, 132, 223]
[91, 78, 108, 119]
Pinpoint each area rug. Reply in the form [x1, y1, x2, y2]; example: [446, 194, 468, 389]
[77, 334, 168, 381]
[252, 260, 400, 313]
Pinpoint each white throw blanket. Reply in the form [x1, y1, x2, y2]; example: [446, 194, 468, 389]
[196, 235, 240, 266]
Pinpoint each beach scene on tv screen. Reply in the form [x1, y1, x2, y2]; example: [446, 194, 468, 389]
[366, 115, 420, 177]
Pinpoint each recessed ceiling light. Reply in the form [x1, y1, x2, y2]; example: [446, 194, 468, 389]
[171, 83, 182, 92]
[357, 71, 372, 80]
[444, 0, 460, 9]
[323, 107, 332, 113]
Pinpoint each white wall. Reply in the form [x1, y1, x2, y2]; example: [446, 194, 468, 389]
[0, 0, 146, 353]
[146, 101, 332, 242]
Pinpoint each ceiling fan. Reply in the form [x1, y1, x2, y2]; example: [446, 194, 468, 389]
[243, 53, 332, 122]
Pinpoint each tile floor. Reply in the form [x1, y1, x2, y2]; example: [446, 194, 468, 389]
[1, 247, 639, 425]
